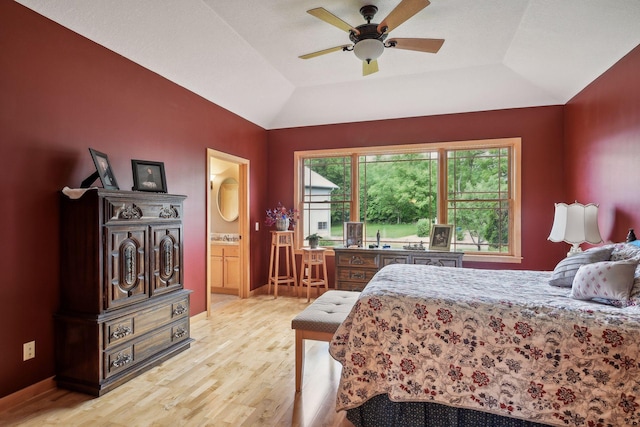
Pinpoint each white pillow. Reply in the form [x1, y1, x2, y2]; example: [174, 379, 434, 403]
[570, 259, 637, 303]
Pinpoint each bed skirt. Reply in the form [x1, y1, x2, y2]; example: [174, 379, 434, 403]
[346, 394, 552, 427]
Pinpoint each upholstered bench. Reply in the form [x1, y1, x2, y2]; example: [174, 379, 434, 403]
[291, 290, 360, 392]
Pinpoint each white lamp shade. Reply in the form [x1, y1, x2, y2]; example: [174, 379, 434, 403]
[353, 39, 384, 62]
[548, 202, 602, 244]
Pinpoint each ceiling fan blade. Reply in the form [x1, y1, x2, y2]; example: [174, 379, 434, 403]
[378, 0, 430, 33]
[389, 38, 444, 53]
[307, 7, 355, 33]
[299, 45, 351, 60]
[363, 60, 379, 76]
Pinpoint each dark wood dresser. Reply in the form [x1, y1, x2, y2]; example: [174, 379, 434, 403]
[55, 189, 192, 396]
[334, 247, 464, 291]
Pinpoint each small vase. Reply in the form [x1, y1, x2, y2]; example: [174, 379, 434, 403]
[275, 217, 289, 231]
[627, 228, 636, 242]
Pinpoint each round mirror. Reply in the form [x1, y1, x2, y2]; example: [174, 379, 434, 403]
[217, 178, 239, 222]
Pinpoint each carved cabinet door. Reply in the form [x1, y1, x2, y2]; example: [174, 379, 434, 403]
[210, 250, 224, 288]
[104, 226, 149, 310]
[150, 224, 183, 296]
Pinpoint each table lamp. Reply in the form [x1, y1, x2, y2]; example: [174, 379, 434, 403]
[548, 202, 602, 257]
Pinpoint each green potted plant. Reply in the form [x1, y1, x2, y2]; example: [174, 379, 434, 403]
[305, 233, 322, 249]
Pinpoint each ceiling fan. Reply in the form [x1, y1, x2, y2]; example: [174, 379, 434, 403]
[299, 0, 444, 76]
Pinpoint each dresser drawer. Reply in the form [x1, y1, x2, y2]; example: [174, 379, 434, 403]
[335, 251, 378, 268]
[412, 254, 462, 267]
[224, 246, 239, 257]
[211, 245, 239, 257]
[104, 318, 190, 379]
[379, 254, 410, 267]
[336, 281, 368, 292]
[337, 268, 378, 283]
[104, 295, 189, 349]
[102, 195, 183, 225]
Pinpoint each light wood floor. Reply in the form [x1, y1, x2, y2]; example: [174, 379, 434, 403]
[0, 293, 353, 427]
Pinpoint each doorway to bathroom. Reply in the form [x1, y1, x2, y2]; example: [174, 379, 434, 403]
[206, 149, 250, 317]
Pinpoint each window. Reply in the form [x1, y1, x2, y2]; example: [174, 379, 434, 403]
[294, 138, 521, 263]
[447, 147, 512, 254]
[298, 156, 352, 247]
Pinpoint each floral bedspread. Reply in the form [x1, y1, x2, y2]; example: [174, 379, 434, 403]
[329, 264, 640, 427]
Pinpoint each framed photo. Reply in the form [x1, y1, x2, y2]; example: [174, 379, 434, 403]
[87, 148, 119, 189]
[430, 224, 454, 252]
[344, 222, 364, 248]
[131, 160, 167, 193]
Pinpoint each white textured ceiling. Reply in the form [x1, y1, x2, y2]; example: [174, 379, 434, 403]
[16, 0, 640, 130]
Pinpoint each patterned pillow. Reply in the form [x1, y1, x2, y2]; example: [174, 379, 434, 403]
[569, 259, 637, 303]
[610, 242, 640, 261]
[548, 246, 613, 287]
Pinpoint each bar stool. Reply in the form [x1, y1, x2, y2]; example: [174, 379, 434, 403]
[267, 231, 297, 299]
[299, 248, 328, 302]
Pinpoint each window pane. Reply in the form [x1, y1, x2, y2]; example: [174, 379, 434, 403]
[447, 148, 510, 253]
[359, 152, 438, 248]
[303, 157, 351, 247]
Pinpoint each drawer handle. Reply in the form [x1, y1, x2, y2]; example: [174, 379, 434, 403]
[420, 259, 445, 267]
[173, 328, 187, 339]
[350, 271, 365, 279]
[350, 256, 365, 265]
[117, 204, 142, 220]
[111, 352, 132, 368]
[173, 304, 187, 316]
[110, 325, 132, 340]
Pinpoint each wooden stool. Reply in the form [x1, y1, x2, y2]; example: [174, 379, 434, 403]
[299, 248, 328, 302]
[267, 231, 297, 299]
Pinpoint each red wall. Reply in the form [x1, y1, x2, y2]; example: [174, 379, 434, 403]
[565, 44, 640, 242]
[0, 2, 268, 398]
[2, 0, 638, 403]
[267, 106, 568, 272]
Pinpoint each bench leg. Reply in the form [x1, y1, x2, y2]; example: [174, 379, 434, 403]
[294, 329, 337, 392]
[295, 329, 304, 392]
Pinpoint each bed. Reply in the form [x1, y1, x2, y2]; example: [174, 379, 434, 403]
[329, 243, 640, 427]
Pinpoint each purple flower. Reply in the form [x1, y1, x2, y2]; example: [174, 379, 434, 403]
[264, 202, 298, 226]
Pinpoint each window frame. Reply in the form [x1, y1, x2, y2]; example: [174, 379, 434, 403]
[293, 138, 522, 263]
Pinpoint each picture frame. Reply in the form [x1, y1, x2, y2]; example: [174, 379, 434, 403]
[131, 159, 167, 193]
[83, 148, 119, 189]
[429, 224, 454, 252]
[344, 222, 364, 248]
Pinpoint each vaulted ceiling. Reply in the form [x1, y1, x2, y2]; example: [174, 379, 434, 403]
[16, 0, 640, 130]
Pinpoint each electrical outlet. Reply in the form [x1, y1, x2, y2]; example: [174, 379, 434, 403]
[23, 341, 35, 361]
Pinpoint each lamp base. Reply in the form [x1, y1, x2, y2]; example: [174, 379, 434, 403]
[567, 243, 583, 257]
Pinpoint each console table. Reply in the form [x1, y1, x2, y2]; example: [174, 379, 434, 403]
[334, 247, 464, 291]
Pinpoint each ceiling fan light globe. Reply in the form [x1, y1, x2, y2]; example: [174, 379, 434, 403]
[354, 39, 384, 62]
